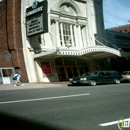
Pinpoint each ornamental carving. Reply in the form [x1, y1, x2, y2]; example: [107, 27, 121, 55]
[59, 4, 76, 16]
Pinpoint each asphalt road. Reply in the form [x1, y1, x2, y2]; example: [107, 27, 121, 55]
[0, 83, 130, 130]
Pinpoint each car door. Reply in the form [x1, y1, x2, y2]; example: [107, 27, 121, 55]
[106, 71, 114, 82]
[98, 72, 108, 83]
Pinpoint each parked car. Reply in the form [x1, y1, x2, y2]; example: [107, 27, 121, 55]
[69, 70, 123, 86]
[121, 71, 130, 82]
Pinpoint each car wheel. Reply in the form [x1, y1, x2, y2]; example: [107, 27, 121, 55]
[114, 79, 120, 84]
[89, 80, 97, 86]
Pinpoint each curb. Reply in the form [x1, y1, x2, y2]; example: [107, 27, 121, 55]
[0, 83, 70, 91]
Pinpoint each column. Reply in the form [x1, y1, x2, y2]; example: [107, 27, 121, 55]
[70, 25, 74, 47]
[55, 21, 61, 47]
[74, 25, 78, 48]
[51, 21, 56, 46]
[60, 23, 65, 47]
[85, 25, 90, 47]
[81, 25, 87, 47]
[77, 25, 83, 48]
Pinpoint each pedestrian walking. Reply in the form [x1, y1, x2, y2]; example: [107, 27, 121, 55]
[13, 73, 24, 86]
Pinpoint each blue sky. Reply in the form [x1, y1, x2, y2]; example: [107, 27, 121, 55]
[103, 0, 130, 29]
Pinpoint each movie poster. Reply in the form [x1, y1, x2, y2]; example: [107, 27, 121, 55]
[41, 62, 52, 76]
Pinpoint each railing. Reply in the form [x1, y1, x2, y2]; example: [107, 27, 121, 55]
[102, 38, 122, 51]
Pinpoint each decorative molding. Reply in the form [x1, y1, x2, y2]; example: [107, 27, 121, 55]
[74, 0, 87, 3]
[59, 4, 76, 16]
[55, 0, 81, 16]
[50, 9, 87, 25]
[57, 46, 121, 57]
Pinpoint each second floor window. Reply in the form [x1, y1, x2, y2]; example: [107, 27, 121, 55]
[59, 23, 76, 47]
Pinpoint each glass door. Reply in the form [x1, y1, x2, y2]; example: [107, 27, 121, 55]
[66, 67, 73, 79]
[72, 67, 78, 77]
[56, 67, 66, 81]
[65, 66, 78, 80]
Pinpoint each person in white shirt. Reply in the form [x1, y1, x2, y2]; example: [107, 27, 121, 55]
[13, 73, 24, 86]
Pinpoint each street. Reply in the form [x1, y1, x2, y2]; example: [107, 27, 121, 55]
[0, 83, 130, 130]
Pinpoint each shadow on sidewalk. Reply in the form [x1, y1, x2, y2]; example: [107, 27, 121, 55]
[0, 112, 65, 130]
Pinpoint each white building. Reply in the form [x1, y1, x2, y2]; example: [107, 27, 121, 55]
[21, 0, 121, 83]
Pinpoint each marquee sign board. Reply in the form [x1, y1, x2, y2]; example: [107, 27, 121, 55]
[26, 0, 48, 37]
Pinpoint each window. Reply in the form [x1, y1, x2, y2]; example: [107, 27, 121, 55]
[63, 57, 76, 65]
[124, 29, 127, 33]
[76, 58, 87, 65]
[55, 57, 63, 65]
[99, 72, 106, 76]
[106, 72, 113, 76]
[59, 23, 75, 47]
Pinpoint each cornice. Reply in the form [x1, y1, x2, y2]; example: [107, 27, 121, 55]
[74, 0, 87, 3]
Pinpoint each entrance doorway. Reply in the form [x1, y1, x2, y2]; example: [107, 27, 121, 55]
[56, 66, 88, 81]
[56, 67, 66, 81]
[65, 66, 78, 79]
[55, 57, 89, 81]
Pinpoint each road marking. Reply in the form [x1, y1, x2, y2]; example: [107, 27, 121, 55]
[0, 93, 90, 105]
[99, 118, 130, 127]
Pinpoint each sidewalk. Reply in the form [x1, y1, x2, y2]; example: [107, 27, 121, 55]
[0, 81, 71, 91]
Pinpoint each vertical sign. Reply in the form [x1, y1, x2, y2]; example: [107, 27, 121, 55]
[41, 62, 52, 76]
[26, 0, 48, 37]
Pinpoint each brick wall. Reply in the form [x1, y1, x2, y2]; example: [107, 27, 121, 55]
[0, 0, 29, 82]
[109, 24, 130, 33]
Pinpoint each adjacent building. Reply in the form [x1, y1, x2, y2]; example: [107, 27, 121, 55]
[107, 20, 130, 34]
[105, 29, 130, 72]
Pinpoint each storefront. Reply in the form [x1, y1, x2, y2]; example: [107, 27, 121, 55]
[33, 45, 121, 82]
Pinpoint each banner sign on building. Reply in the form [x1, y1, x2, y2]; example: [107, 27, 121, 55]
[26, 0, 48, 37]
[41, 62, 52, 77]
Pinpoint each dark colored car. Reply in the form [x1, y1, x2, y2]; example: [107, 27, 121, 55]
[69, 70, 123, 86]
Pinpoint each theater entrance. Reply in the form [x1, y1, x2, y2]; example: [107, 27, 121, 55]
[55, 57, 89, 81]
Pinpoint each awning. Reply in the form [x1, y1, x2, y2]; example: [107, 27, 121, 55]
[34, 49, 57, 59]
[57, 46, 121, 60]
[34, 46, 123, 60]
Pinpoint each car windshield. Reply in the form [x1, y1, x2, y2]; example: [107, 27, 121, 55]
[122, 71, 128, 75]
[82, 72, 98, 76]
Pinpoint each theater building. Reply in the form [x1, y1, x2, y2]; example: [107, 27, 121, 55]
[0, 0, 123, 83]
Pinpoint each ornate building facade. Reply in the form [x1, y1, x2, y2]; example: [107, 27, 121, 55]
[0, 0, 125, 83]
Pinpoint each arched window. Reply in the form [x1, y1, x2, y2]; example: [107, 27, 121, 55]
[50, 1, 87, 48]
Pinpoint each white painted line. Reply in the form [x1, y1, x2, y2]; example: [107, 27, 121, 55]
[0, 93, 90, 105]
[99, 118, 130, 127]
[99, 120, 119, 127]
